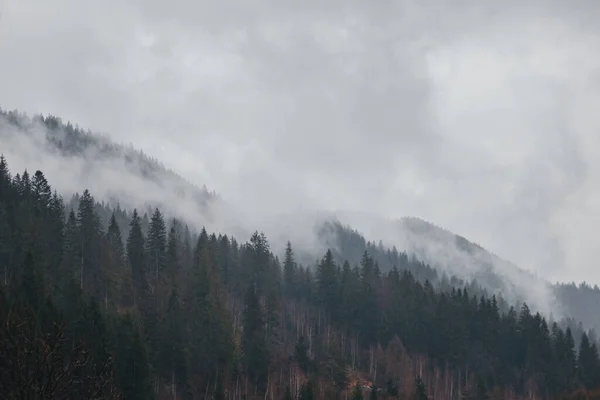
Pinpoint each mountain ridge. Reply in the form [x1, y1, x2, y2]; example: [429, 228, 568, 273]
[2, 106, 599, 332]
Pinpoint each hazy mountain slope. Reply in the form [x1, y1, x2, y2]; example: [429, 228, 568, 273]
[0, 108, 219, 225]
[366, 216, 600, 331]
[396, 217, 559, 314]
[3, 107, 599, 330]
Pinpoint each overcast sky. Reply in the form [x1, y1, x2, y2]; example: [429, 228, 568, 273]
[1, 0, 600, 284]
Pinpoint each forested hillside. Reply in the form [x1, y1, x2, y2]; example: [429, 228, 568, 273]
[0, 108, 218, 220]
[4, 108, 600, 335]
[2, 154, 600, 399]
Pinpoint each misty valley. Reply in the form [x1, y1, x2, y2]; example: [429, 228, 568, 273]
[2, 110, 600, 399]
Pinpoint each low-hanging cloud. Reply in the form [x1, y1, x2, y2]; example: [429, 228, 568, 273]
[0, 113, 334, 259]
[0, 112, 569, 320]
[1, 0, 600, 288]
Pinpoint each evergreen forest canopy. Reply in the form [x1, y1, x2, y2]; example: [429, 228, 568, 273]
[2, 107, 600, 332]
[1, 109, 600, 398]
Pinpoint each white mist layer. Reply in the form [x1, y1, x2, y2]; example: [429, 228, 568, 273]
[0, 114, 562, 320]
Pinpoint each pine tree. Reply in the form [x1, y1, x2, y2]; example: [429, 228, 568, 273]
[31, 170, 52, 210]
[107, 213, 124, 255]
[217, 233, 233, 288]
[359, 251, 380, 343]
[294, 335, 311, 373]
[114, 316, 154, 400]
[564, 327, 579, 390]
[0, 206, 12, 286]
[242, 283, 270, 392]
[47, 191, 65, 282]
[103, 212, 124, 308]
[146, 208, 166, 299]
[165, 223, 181, 291]
[316, 249, 340, 321]
[20, 249, 42, 309]
[0, 155, 10, 198]
[158, 288, 187, 397]
[186, 241, 234, 395]
[19, 170, 31, 197]
[127, 209, 147, 306]
[76, 189, 102, 296]
[283, 241, 297, 298]
[248, 231, 270, 293]
[578, 332, 600, 389]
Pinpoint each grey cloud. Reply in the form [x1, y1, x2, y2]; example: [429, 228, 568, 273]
[2, 0, 600, 285]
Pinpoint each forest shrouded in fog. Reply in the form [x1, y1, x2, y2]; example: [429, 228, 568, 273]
[2, 110, 600, 399]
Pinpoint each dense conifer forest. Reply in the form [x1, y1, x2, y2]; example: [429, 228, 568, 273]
[2, 109, 600, 398]
[2, 159, 600, 399]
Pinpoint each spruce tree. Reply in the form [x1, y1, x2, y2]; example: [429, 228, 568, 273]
[31, 170, 52, 210]
[0, 155, 10, 198]
[127, 209, 147, 305]
[114, 316, 153, 400]
[578, 332, 600, 389]
[283, 241, 297, 298]
[242, 283, 270, 392]
[316, 249, 340, 320]
[248, 231, 270, 293]
[76, 189, 102, 296]
[186, 241, 234, 395]
[165, 223, 181, 291]
[146, 208, 166, 298]
[0, 206, 11, 286]
[157, 289, 186, 397]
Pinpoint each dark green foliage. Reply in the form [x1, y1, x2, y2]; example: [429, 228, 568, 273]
[0, 206, 11, 286]
[283, 241, 297, 298]
[127, 209, 146, 305]
[77, 189, 103, 297]
[157, 288, 187, 394]
[146, 208, 166, 298]
[243, 283, 270, 391]
[316, 249, 340, 320]
[1, 150, 600, 399]
[184, 232, 234, 397]
[114, 315, 153, 400]
[294, 335, 311, 373]
[246, 231, 271, 294]
[0, 283, 119, 398]
[578, 332, 600, 389]
[165, 222, 181, 288]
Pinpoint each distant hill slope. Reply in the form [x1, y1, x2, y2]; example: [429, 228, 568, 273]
[364, 216, 600, 332]
[317, 216, 561, 318]
[2, 106, 599, 332]
[0, 108, 218, 223]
